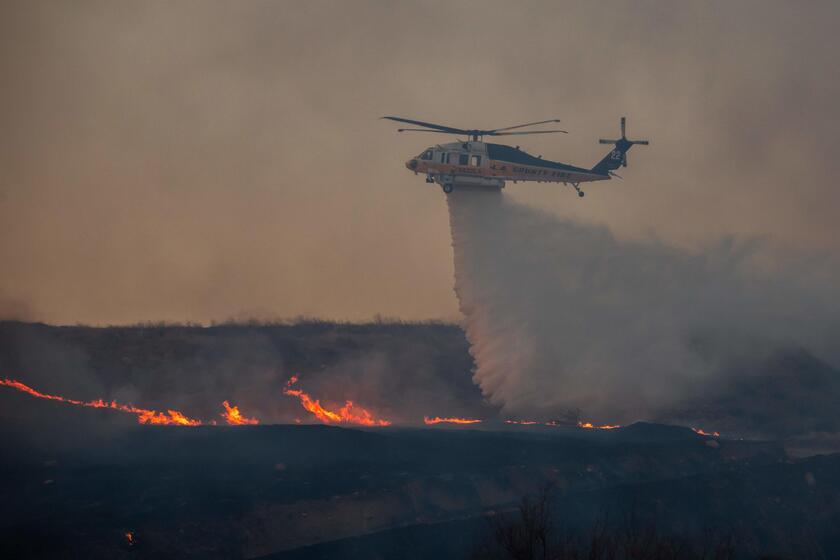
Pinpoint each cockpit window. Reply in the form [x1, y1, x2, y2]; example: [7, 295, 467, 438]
[470, 155, 481, 167]
[420, 150, 433, 160]
[458, 153, 469, 165]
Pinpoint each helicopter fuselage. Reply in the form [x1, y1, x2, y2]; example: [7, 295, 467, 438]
[405, 141, 609, 191]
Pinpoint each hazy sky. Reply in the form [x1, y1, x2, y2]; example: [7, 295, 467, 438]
[2, 0, 839, 325]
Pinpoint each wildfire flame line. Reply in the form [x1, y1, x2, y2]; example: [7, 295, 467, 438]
[1, 378, 260, 427]
[577, 421, 621, 430]
[423, 416, 482, 425]
[506, 419, 622, 430]
[0, 378, 202, 425]
[283, 376, 391, 426]
[1, 377, 646, 432]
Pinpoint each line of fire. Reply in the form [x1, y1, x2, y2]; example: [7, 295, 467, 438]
[1, 376, 724, 437]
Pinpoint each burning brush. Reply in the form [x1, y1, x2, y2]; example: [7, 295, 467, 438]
[0, 378, 258, 426]
[6, 376, 717, 433]
[423, 416, 482, 425]
[282, 376, 391, 426]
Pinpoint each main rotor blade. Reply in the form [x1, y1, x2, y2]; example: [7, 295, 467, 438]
[396, 128, 457, 133]
[491, 129, 568, 136]
[490, 118, 562, 133]
[381, 116, 468, 135]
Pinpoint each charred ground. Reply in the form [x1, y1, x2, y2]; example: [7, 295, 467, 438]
[1, 321, 839, 558]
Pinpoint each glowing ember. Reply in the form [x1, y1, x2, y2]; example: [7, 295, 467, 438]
[0, 378, 202, 426]
[423, 416, 482, 425]
[282, 376, 391, 426]
[691, 427, 721, 437]
[125, 531, 135, 547]
[504, 419, 622, 429]
[221, 401, 259, 425]
[577, 421, 621, 430]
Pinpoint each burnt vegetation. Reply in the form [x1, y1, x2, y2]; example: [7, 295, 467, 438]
[1, 321, 840, 559]
[471, 482, 837, 560]
[472, 486, 741, 560]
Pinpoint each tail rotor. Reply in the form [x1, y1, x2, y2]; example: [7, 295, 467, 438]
[591, 117, 649, 175]
[598, 117, 649, 168]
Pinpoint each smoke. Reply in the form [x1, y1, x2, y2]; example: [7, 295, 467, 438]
[3, 1, 840, 325]
[0, 320, 490, 432]
[0, 292, 38, 322]
[448, 187, 840, 424]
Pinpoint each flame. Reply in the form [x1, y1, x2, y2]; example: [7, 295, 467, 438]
[505, 419, 621, 429]
[577, 421, 621, 430]
[691, 427, 721, 437]
[283, 376, 391, 426]
[1, 378, 202, 426]
[221, 401, 259, 425]
[423, 416, 482, 425]
[125, 531, 135, 546]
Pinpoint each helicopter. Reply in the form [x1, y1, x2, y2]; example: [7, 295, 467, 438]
[383, 116, 648, 197]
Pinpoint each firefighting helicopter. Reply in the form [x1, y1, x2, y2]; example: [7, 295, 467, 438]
[383, 116, 648, 197]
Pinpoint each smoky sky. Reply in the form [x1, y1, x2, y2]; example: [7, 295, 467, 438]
[2, 1, 839, 325]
